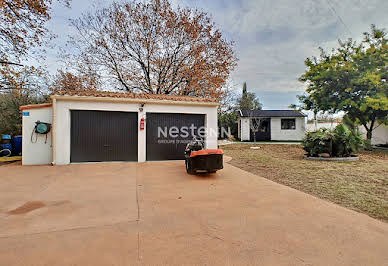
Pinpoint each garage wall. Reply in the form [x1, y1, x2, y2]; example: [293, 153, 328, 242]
[22, 107, 53, 165]
[271, 117, 305, 141]
[54, 100, 218, 165]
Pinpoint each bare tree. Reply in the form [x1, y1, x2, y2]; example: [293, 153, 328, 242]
[68, 0, 237, 99]
[0, 65, 49, 95]
[0, 0, 71, 63]
[248, 110, 263, 142]
[51, 70, 101, 92]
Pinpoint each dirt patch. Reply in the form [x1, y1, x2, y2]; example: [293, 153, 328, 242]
[50, 200, 70, 206]
[7, 201, 46, 215]
[223, 144, 388, 222]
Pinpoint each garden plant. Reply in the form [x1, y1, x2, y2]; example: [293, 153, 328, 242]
[302, 124, 364, 157]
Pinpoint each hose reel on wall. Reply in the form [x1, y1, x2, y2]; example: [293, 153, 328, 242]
[31, 120, 51, 143]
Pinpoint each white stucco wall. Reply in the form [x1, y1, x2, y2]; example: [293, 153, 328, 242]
[359, 124, 388, 145]
[271, 117, 305, 141]
[237, 119, 240, 139]
[240, 117, 250, 141]
[306, 122, 339, 132]
[22, 107, 53, 165]
[54, 99, 218, 165]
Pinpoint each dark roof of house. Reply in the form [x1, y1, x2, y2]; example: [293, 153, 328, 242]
[239, 109, 307, 117]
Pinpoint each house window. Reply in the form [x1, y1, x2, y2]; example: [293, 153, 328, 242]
[281, 119, 296, 130]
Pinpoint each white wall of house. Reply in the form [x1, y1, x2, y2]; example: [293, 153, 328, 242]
[22, 106, 53, 165]
[240, 117, 251, 141]
[54, 99, 218, 165]
[237, 119, 240, 139]
[271, 117, 305, 141]
[239, 116, 305, 141]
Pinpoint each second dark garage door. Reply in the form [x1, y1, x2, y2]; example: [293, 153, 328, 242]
[146, 113, 205, 160]
[71, 110, 138, 162]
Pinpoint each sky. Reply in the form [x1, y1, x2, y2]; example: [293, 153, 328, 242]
[42, 0, 388, 110]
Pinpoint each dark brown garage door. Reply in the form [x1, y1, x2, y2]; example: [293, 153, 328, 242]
[146, 113, 205, 161]
[71, 110, 138, 162]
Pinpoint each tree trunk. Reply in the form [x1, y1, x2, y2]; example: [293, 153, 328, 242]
[366, 129, 372, 140]
[363, 119, 375, 141]
[328, 138, 333, 157]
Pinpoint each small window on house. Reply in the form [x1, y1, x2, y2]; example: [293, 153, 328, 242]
[281, 119, 296, 130]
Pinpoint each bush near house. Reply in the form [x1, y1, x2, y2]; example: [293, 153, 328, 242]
[0, 92, 48, 135]
[303, 124, 364, 157]
[218, 111, 238, 139]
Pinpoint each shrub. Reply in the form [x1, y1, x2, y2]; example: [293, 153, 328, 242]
[302, 124, 364, 157]
[0, 92, 48, 135]
[302, 128, 333, 157]
[218, 111, 238, 139]
[332, 124, 364, 157]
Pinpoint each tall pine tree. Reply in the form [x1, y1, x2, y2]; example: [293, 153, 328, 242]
[238, 82, 261, 110]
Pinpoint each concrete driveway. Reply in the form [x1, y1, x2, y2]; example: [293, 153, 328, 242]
[0, 161, 387, 265]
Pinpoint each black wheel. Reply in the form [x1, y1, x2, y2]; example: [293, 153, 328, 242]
[185, 159, 194, 174]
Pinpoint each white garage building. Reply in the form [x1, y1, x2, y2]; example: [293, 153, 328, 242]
[20, 90, 218, 165]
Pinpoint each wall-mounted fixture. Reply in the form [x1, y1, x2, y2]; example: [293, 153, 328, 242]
[31, 120, 51, 143]
[34, 120, 51, 134]
[140, 117, 145, 130]
[139, 103, 145, 112]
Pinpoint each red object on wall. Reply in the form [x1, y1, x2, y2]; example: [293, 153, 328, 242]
[140, 118, 145, 130]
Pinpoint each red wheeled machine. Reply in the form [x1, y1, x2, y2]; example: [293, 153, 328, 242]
[184, 137, 224, 174]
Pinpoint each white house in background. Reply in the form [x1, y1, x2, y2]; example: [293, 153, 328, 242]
[237, 110, 307, 141]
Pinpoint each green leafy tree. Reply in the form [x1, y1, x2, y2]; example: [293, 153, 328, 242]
[218, 111, 238, 139]
[0, 91, 46, 135]
[217, 85, 238, 139]
[234, 82, 262, 142]
[237, 82, 262, 110]
[218, 82, 262, 139]
[299, 25, 388, 140]
[0, 67, 49, 135]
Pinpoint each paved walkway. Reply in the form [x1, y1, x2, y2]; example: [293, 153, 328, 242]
[0, 161, 387, 265]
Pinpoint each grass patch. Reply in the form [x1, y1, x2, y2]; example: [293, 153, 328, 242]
[223, 144, 388, 222]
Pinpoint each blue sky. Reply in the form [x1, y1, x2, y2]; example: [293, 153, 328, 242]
[43, 0, 388, 110]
